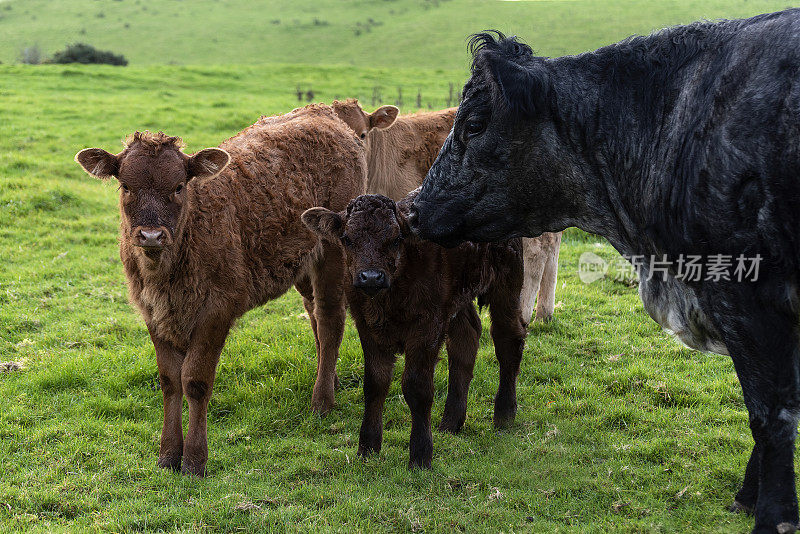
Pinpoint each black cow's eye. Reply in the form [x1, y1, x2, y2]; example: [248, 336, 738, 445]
[391, 236, 403, 248]
[341, 235, 353, 247]
[175, 184, 183, 195]
[465, 119, 486, 138]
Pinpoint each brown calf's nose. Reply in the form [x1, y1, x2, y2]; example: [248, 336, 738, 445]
[138, 228, 164, 248]
[355, 270, 389, 296]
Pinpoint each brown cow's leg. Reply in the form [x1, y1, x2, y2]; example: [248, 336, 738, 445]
[357, 335, 396, 457]
[534, 232, 561, 322]
[151, 332, 185, 471]
[439, 305, 480, 434]
[310, 242, 346, 414]
[519, 237, 546, 325]
[180, 315, 231, 477]
[487, 271, 527, 429]
[402, 347, 438, 469]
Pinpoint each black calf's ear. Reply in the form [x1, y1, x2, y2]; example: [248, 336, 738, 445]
[301, 207, 344, 241]
[75, 148, 120, 179]
[490, 57, 550, 118]
[188, 148, 230, 180]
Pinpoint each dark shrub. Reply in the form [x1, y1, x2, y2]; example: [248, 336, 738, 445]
[51, 43, 127, 66]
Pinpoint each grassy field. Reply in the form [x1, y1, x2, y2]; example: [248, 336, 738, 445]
[0, 63, 758, 533]
[2, 1, 796, 532]
[0, 0, 796, 68]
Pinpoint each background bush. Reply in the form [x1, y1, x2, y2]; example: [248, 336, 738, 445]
[50, 43, 127, 66]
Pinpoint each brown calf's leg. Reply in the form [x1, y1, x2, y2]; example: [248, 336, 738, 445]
[150, 331, 185, 471]
[439, 305, 480, 434]
[487, 275, 527, 428]
[294, 275, 321, 366]
[402, 347, 438, 469]
[534, 232, 561, 322]
[357, 334, 396, 457]
[181, 315, 231, 477]
[310, 242, 347, 414]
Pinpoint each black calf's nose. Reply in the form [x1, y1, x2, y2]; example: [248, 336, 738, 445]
[358, 270, 385, 285]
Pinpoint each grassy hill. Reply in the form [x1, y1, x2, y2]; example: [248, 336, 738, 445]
[0, 0, 796, 68]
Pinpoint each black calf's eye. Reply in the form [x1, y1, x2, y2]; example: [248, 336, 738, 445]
[391, 236, 403, 248]
[465, 119, 486, 138]
[341, 235, 353, 247]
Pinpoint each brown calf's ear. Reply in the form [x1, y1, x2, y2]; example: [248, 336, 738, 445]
[188, 148, 230, 180]
[369, 105, 399, 129]
[75, 148, 120, 179]
[301, 207, 344, 241]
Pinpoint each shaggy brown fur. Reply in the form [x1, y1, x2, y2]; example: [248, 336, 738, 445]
[302, 194, 526, 469]
[332, 99, 561, 324]
[75, 104, 367, 476]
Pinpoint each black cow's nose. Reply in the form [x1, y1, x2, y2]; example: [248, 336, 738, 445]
[138, 228, 164, 248]
[407, 203, 419, 229]
[355, 270, 388, 295]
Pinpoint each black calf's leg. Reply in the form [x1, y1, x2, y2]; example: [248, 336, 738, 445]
[710, 288, 800, 533]
[440, 305, 480, 434]
[357, 334, 396, 458]
[402, 350, 438, 469]
[487, 271, 527, 428]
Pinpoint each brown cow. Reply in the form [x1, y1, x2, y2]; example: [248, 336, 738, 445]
[74, 104, 366, 476]
[302, 194, 526, 469]
[332, 99, 561, 324]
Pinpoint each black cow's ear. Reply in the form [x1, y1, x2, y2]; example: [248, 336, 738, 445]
[188, 148, 230, 180]
[490, 56, 550, 118]
[75, 148, 120, 179]
[301, 207, 344, 241]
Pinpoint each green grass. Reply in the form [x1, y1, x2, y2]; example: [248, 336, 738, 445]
[0, 63, 758, 533]
[0, 0, 795, 68]
[2, 1, 795, 530]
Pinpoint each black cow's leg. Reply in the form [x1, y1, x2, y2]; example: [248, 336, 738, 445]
[357, 335, 396, 458]
[709, 288, 799, 533]
[730, 443, 760, 514]
[402, 347, 438, 469]
[440, 304, 480, 434]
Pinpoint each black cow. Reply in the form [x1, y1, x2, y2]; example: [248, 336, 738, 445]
[410, 10, 800, 534]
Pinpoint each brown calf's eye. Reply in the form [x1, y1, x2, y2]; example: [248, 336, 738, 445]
[341, 235, 353, 247]
[360, 133, 366, 139]
[121, 183, 130, 193]
[175, 184, 183, 195]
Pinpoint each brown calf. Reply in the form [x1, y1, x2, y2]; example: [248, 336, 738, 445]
[302, 194, 526, 469]
[74, 104, 366, 475]
[332, 99, 562, 324]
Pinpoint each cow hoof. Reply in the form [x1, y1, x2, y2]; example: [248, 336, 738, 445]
[728, 500, 753, 515]
[776, 522, 798, 534]
[534, 312, 553, 323]
[408, 458, 432, 470]
[438, 417, 465, 434]
[181, 462, 207, 477]
[157, 455, 181, 471]
[311, 395, 334, 415]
